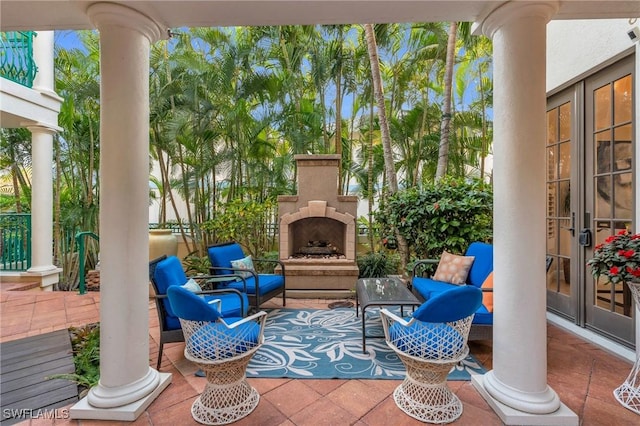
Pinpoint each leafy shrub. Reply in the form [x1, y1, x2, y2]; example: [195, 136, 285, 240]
[376, 177, 493, 261]
[201, 198, 277, 258]
[357, 251, 400, 278]
[47, 323, 100, 398]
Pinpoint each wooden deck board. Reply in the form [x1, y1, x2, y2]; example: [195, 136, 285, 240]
[0, 329, 79, 425]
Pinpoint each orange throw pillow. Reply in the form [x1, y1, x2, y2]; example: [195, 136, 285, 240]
[481, 272, 494, 312]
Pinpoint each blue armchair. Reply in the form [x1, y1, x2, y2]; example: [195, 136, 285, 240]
[207, 242, 286, 310]
[409, 242, 493, 340]
[381, 285, 482, 424]
[166, 284, 267, 425]
[149, 255, 249, 369]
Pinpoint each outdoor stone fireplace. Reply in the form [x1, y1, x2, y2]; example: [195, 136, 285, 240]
[277, 155, 359, 298]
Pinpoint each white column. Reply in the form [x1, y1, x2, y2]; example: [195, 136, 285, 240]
[26, 31, 61, 289]
[70, 3, 170, 420]
[27, 125, 57, 273]
[471, 2, 577, 424]
[31, 31, 56, 96]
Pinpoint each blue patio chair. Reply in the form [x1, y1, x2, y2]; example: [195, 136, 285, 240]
[149, 255, 249, 370]
[207, 242, 286, 310]
[166, 285, 267, 425]
[380, 285, 482, 424]
[410, 242, 493, 340]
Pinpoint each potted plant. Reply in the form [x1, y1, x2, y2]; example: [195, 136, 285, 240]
[587, 229, 640, 414]
[586, 229, 640, 285]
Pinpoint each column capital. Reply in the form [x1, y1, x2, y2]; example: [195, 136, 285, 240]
[478, 1, 560, 39]
[25, 123, 61, 134]
[86, 2, 167, 43]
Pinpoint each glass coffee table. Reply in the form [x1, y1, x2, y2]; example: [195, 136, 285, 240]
[355, 277, 421, 352]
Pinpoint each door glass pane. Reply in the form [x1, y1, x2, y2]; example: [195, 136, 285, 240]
[547, 147, 557, 180]
[546, 101, 572, 299]
[547, 260, 558, 291]
[547, 219, 557, 254]
[614, 125, 632, 171]
[613, 172, 632, 219]
[614, 75, 632, 124]
[595, 176, 611, 217]
[595, 130, 612, 173]
[558, 181, 570, 216]
[559, 102, 571, 140]
[559, 142, 570, 179]
[547, 108, 558, 144]
[559, 258, 571, 295]
[594, 84, 611, 131]
[559, 219, 571, 256]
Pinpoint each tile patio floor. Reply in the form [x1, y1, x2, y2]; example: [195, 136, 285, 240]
[1, 289, 639, 425]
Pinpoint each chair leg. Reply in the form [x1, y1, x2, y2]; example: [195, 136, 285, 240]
[156, 343, 164, 370]
[394, 354, 463, 424]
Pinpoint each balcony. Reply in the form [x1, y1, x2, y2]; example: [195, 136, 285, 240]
[0, 31, 37, 88]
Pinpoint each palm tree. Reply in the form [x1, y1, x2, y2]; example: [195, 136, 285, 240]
[435, 21, 457, 180]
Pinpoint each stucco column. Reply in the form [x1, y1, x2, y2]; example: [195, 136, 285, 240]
[27, 125, 57, 275]
[26, 31, 62, 288]
[471, 2, 576, 423]
[70, 3, 171, 419]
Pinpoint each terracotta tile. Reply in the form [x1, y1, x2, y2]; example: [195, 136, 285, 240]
[233, 397, 288, 426]
[298, 378, 346, 395]
[361, 396, 424, 425]
[326, 379, 388, 417]
[247, 377, 290, 394]
[262, 379, 322, 417]
[288, 398, 358, 426]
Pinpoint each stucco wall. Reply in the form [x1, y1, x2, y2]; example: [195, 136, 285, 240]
[546, 19, 635, 92]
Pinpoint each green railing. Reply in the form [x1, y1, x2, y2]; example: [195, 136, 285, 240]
[0, 31, 37, 87]
[0, 213, 31, 271]
[76, 231, 99, 295]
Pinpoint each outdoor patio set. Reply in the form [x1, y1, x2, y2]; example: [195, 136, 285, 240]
[149, 240, 495, 425]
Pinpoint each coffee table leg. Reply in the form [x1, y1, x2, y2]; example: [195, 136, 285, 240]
[362, 305, 367, 353]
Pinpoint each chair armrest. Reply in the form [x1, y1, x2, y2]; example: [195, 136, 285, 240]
[380, 308, 415, 340]
[412, 259, 440, 277]
[253, 258, 286, 274]
[207, 299, 222, 311]
[220, 310, 268, 342]
[207, 267, 252, 293]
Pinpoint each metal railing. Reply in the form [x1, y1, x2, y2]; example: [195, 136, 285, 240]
[0, 213, 31, 271]
[76, 231, 99, 295]
[0, 31, 37, 87]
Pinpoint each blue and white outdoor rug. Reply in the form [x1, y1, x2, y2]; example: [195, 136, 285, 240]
[246, 308, 486, 380]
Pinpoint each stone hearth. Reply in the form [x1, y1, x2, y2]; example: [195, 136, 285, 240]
[277, 155, 359, 298]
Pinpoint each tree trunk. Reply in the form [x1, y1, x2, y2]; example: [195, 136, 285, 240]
[364, 23, 408, 274]
[364, 24, 397, 194]
[435, 22, 457, 180]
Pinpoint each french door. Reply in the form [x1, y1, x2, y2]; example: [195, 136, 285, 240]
[546, 54, 635, 347]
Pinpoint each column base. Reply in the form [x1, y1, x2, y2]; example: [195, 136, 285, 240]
[25, 267, 62, 290]
[70, 372, 171, 421]
[472, 374, 578, 425]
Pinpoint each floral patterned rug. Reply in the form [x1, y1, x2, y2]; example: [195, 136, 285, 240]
[246, 308, 486, 380]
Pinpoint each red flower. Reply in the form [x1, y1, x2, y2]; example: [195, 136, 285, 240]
[626, 267, 640, 277]
[623, 250, 635, 258]
[605, 235, 617, 243]
[610, 266, 620, 275]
